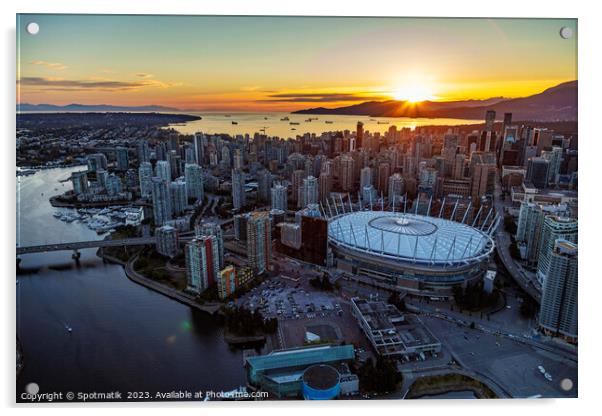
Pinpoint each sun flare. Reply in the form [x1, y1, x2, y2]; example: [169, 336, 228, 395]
[391, 84, 435, 103]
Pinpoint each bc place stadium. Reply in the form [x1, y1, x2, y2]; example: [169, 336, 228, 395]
[327, 209, 498, 298]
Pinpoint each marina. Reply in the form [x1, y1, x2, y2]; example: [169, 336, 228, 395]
[52, 206, 143, 234]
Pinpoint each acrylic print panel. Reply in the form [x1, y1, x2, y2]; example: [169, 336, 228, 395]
[16, 14, 577, 402]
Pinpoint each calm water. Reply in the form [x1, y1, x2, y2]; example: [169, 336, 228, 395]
[16, 167, 245, 401]
[168, 112, 480, 138]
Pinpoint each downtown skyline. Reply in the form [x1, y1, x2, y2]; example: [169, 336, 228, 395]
[17, 15, 577, 111]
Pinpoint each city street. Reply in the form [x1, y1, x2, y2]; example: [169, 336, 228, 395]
[493, 174, 542, 301]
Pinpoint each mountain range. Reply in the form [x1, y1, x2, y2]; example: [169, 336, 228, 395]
[293, 80, 577, 122]
[16, 103, 181, 113]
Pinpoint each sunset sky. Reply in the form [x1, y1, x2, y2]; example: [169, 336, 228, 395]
[17, 15, 577, 111]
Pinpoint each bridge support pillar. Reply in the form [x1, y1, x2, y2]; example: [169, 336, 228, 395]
[72, 249, 81, 261]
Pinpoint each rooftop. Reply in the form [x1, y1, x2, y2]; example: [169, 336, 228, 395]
[246, 344, 355, 372]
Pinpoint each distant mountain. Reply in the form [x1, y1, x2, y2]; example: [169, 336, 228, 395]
[17, 103, 182, 112]
[294, 81, 577, 121]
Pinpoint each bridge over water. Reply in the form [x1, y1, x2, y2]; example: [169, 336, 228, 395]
[16, 237, 159, 255]
[16, 233, 234, 256]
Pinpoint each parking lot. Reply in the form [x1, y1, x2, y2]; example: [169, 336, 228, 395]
[237, 276, 345, 320]
[420, 315, 578, 398]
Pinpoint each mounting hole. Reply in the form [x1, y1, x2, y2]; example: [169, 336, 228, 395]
[26, 22, 40, 35]
[559, 26, 573, 39]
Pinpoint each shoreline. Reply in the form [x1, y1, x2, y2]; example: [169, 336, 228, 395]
[99, 249, 223, 316]
[99, 250, 269, 347]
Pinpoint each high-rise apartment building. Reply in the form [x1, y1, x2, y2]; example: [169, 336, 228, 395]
[151, 177, 172, 226]
[339, 155, 355, 191]
[184, 163, 204, 202]
[155, 160, 171, 182]
[319, 173, 333, 202]
[271, 184, 288, 211]
[537, 216, 578, 284]
[299, 175, 319, 208]
[193, 132, 205, 165]
[185, 236, 220, 294]
[138, 162, 153, 198]
[87, 153, 108, 172]
[247, 212, 272, 274]
[137, 139, 150, 164]
[116, 147, 129, 171]
[231, 168, 246, 210]
[388, 173, 404, 204]
[539, 240, 578, 343]
[70, 171, 89, 195]
[360, 166, 372, 191]
[195, 222, 224, 268]
[155, 225, 179, 257]
[170, 179, 187, 216]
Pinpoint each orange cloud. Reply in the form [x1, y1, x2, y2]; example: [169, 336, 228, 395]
[17, 76, 177, 92]
[30, 60, 68, 70]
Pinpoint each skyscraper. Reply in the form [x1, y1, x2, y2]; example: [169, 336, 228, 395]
[151, 177, 172, 226]
[155, 225, 179, 257]
[170, 179, 187, 216]
[155, 160, 171, 182]
[319, 173, 333, 202]
[233, 148, 244, 170]
[234, 212, 251, 242]
[193, 132, 205, 165]
[168, 150, 182, 180]
[137, 140, 150, 164]
[105, 174, 122, 196]
[479, 110, 497, 153]
[300, 175, 319, 208]
[526, 157, 550, 188]
[87, 153, 107, 172]
[339, 155, 355, 191]
[443, 133, 458, 176]
[247, 211, 272, 274]
[516, 202, 569, 266]
[195, 222, 224, 268]
[360, 166, 372, 191]
[116, 147, 129, 171]
[291, 169, 306, 204]
[377, 162, 391, 193]
[138, 162, 153, 198]
[538, 240, 578, 343]
[537, 216, 578, 284]
[453, 154, 466, 179]
[356, 121, 364, 149]
[271, 184, 288, 211]
[388, 173, 404, 204]
[70, 171, 89, 195]
[471, 163, 496, 200]
[485, 110, 496, 131]
[96, 169, 108, 189]
[541, 147, 563, 184]
[257, 170, 273, 203]
[184, 163, 204, 202]
[231, 168, 246, 210]
[185, 236, 219, 294]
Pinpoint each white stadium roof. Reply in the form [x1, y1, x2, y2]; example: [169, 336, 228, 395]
[328, 211, 494, 266]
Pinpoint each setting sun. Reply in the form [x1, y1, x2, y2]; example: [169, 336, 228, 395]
[391, 84, 436, 102]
